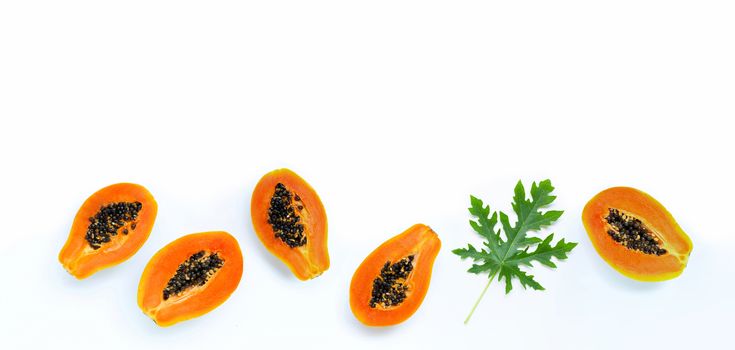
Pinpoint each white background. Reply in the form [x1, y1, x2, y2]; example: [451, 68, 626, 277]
[1, 1, 733, 349]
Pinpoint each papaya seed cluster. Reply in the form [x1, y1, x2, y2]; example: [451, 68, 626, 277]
[370, 255, 415, 308]
[605, 208, 667, 255]
[267, 183, 307, 248]
[163, 251, 224, 300]
[85, 201, 142, 249]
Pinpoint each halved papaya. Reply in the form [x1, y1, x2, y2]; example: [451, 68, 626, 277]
[350, 224, 441, 327]
[250, 168, 329, 280]
[137, 231, 243, 327]
[582, 187, 693, 282]
[59, 183, 157, 279]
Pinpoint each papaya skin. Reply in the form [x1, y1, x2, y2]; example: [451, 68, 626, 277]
[350, 224, 441, 327]
[582, 187, 693, 282]
[59, 183, 157, 279]
[137, 231, 243, 327]
[250, 168, 329, 280]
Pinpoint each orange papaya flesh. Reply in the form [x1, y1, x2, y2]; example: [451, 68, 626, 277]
[251, 168, 329, 280]
[582, 187, 693, 282]
[59, 183, 157, 279]
[137, 231, 243, 327]
[350, 224, 441, 327]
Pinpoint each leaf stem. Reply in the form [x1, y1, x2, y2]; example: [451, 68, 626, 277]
[464, 269, 498, 324]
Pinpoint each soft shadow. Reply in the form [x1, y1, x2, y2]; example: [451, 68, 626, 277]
[126, 304, 206, 337]
[586, 244, 664, 292]
[244, 226, 294, 279]
[342, 292, 399, 336]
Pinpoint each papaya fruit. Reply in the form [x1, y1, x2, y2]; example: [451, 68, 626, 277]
[350, 224, 441, 327]
[138, 231, 243, 327]
[251, 168, 329, 280]
[582, 187, 693, 282]
[59, 183, 157, 279]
